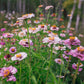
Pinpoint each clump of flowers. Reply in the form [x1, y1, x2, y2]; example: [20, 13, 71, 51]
[72, 63, 83, 72]
[42, 36, 61, 47]
[69, 46, 84, 61]
[2, 33, 14, 38]
[64, 37, 80, 46]
[0, 66, 17, 81]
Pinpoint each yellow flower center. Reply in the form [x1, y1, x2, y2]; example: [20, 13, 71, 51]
[53, 33, 57, 35]
[52, 25, 56, 28]
[69, 37, 75, 40]
[16, 54, 22, 58]
[49, 37, 54, 40]
[4, 69, 10, 77]
[16, 21, 19, 23]
[22, 14, 28, 17]
[32, 28, 36, 31]
[77, 47, 84, 52]
[58, 59, 61, 62]
[11, 48, 15, 52]
[41, 25, 44, 28]
[22, 39, 27, 41]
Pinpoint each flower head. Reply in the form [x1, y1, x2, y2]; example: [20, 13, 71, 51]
[0, 66, 17, 81]
[11, 52, 27, 61]
[9, 47, 17, 53]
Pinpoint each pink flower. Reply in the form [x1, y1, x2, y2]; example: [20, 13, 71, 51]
[64, 37, 80, 46]
[55, 58, 64, 64]
[50, 25, 59, 31]
[19, 39, 33, 47]
[11, 52, 27, 61]
[9, 47, 17, 53]
[72, 63, 83, 72]
[42, 36, 61, 47]
[60, 33, 66, 37]
[1, 28, 6, 32]
[0, 66, 17, 81]
[45, 5, 53, 10]
[69, 46, 84, 61]
[2, 33, 14, 38]
[4, 54, 11, 61]
[38, 24, 47, 31]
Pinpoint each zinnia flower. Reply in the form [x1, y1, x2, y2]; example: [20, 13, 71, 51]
[11, 52, 27, 61]
[64, 37, 80, 46]
[55, 58, 64, 64]
[0, 66, 17, 81]
[72, 63, 83, 71]
[9, 47, 17, 53]
[19, 39, 33, 47]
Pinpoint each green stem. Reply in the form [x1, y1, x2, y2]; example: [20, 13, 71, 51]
[19, 62, 21, 84]
[72, 59, 80, 84]
[46, 46, 53, 84]
[25, 19, 31, 84]
[63, 55, 71, 81]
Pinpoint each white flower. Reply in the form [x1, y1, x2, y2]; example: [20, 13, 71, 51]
[38, 24, 47, 31]
[18, 31, 26, 37]
[11, 52, 27, 61]
[45, 5, 53, 10]
[55, 58, 64, 64]
[29, 27, 39, 33]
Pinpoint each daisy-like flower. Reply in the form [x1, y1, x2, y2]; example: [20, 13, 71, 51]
[53, 45, 66, 51]
[18, 31, 26, 37]
[27, 19, 31, 24]
[0, 66, 17, 81]
[11, 52, 27, 61]
[22, 13, 35, 19]
[2, 33, 14, 38]
[19, 39, 33, 47]
[64, 37, 80, 46]
[48, 33, 58, 37]
[9, 47, 17, 53]
[34, 20, 40, 24]
[0, 42, 5, 45]
[38, 24, 47, 31]
[4, 54, 11, 61]
[60, 25, 65, 29]
[1, 28, 6, 32]
[60, 33, 66, 37]
[69, 46, 84, 61]
[45, 5, 53, 10]
[43, 36, 61, 44]
[38, 5, 43, 8]
[56, 75, 64, 78]
[55, 58, 64, 64]
[29, 27, 39, 33]
[50, 25, 59, 31]
[63, 54, 71, 62]
[39, 14, 44, 17]
[51, 13, 56, 17]
[72, 63, 83, 71]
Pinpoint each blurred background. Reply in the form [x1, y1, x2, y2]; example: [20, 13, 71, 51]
[0, 0, 84, 34]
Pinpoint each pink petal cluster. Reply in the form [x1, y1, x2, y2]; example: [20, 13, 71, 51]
[0, 66, 17, 81]
[69, 46, 84, 61]
[64, 37, 80, 46]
